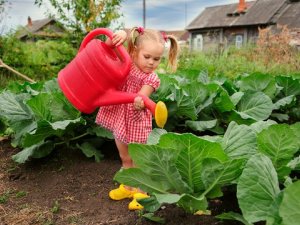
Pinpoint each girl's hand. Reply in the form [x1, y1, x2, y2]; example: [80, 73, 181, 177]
[134, 96, 145, 111]
[111, 30, 127, 46]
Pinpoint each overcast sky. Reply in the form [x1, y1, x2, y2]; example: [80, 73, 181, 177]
[1, 0, 238, 33]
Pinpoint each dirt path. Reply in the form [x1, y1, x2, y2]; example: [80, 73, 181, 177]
[0, 139, 242, 225]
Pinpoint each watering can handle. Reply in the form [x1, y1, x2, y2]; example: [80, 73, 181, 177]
[78, 28, 130, 63]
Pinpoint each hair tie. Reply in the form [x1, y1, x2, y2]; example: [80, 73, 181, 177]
[161, 32, 168, 42]
[136, 27, 144, 34]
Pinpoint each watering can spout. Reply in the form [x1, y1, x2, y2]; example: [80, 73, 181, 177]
[97, 90, 168, 128]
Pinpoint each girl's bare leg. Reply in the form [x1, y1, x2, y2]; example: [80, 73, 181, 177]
[110, 139, 148, 207]
[115, 139, 133, 169]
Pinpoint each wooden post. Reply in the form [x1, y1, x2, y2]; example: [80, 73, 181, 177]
[0, 59, 35, 83]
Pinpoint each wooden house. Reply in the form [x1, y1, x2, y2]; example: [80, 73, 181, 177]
[17, 17, 67, 41]
[186, 0, 300, 51]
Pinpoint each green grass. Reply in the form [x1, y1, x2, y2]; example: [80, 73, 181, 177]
[215, 46, 300, 77]
[159, 45, 300, 78]
[1, 40, 300, 91]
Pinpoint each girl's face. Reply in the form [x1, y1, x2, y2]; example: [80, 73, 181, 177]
[134, 39, 164, 74]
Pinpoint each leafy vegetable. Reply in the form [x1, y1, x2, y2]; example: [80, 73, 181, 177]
[0, 79, 111, 163]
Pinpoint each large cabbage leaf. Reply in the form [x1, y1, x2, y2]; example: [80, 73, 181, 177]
[257, 124, 299, 179]
[237, 154, 280, 224]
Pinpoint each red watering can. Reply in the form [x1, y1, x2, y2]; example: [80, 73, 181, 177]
[58, 28, 167, 128]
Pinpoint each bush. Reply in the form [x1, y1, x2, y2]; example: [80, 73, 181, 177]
[0, 36, 76, 88]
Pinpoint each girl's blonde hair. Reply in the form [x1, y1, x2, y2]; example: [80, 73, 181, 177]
[127, 27, 180, 72]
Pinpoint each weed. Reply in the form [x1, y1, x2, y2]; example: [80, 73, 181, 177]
[0, 190, 10, 204]
[51, 200, 60, 214]
[58, 165, 65, 172]
[6, 162, 19, 173]
[68, 215, 80, 224]
[15, 190, 27, 198]
[255, 25, 300, 72]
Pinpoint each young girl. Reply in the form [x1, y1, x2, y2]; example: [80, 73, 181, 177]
[96, 27, 179, 210]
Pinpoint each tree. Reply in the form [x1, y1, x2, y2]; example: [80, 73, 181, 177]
[0, 0, 8, 34]
[34, 0, 123, 35]
[0, 0, 6, 14]
[0, 0, 7, 20]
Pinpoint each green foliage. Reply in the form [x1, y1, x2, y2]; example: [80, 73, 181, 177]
[0, 190, 10, 204]
[257, 124, 299, 179]
[0, 79, 112, 163]
[0, 34, 299, 223]
[163, 45, 300, 78]
[51, 200, 60, 214]
[2, 62, 300, 168]
[114, 131, 244, 213]
[0, 36, 76, 88]
[279, 181, 300, 225]
[34, 0, 123, 43]
[152, 70, 300, 133]
[114, 121, 300, 224]
[15, 191, 27, 198]
[0, 0, 5, 8]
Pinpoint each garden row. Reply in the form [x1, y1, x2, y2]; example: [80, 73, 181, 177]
[0, 70, 300, 224]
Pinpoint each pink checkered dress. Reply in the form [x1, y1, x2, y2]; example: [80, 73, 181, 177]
[95, 63, 160, 144]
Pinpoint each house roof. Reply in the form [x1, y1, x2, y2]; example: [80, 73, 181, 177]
[17, 17, 65, 39]
[276, 1, 300, 28]
[186, 0, 291, 30]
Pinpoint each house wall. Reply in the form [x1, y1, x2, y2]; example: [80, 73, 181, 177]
[223, 26, 259, 46]
[190, 29, 222, 52]
[190, 26, 259, 52]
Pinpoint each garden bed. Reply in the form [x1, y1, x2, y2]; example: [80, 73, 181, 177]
[0, 139, 242, 225]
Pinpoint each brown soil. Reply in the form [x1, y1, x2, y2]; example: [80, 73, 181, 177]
[0, 138, 243, 225]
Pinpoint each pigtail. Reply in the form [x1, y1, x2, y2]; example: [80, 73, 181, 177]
[127, 27, 138, 56]
[127, 27, 145, 56]
[165, 34, 179, 73]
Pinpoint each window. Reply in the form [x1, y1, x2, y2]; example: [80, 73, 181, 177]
[193, 34, 203, 51]
[235, 35, 243, 48]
